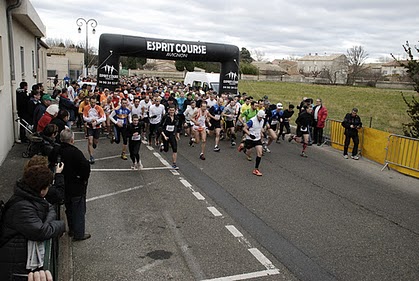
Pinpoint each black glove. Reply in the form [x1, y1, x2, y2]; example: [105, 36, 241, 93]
[249, 134, 256, 139]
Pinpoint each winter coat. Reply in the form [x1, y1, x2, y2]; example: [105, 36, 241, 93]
[342, 113, 362, 136]
[0, 181, 65, 280]
[59, 142, 91, 198]
[314, 105, 328, 129]
[50, 117, 67, 143]
[37, 113, 54, 133]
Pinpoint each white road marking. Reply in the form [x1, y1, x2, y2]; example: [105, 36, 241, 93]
[180, 179, 192, 188]
[74, 137, 107, 143]
[193, 192, 205, 200]
[147, 145, 154, 151]
[248, 248, 277, 270]
[201, 269, 280, 281]
[225, 225, 243, 238]
[87, 186, 142, 202]
[92, 155, 126, 161]
[91, 167, 172, 172]
[170, 170, 180, 175]
[207, 206, 222, 217]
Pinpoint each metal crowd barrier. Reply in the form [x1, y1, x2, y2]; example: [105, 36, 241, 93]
[323, 119, 364, 155]
[381, 134, 419, 172]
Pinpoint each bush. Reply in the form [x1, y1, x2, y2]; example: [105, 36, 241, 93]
[240, 63, 258, 75]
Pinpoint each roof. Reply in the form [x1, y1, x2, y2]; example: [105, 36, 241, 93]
[298, 54, 346, 61]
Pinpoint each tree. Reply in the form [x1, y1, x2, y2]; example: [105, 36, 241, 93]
[240, 47, 253, 64]
[175, 61, 194, 72]
[392, 41, 419, 138]
[252, 50, 267, 62]
[346, 46, 368, 85]
[240, 63, 258, 75]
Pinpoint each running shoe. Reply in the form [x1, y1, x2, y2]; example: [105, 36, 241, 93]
[351, 155, 359, 160]
[172, 163, 179, 170]
[282, 135, 285, 141]
[93, 143, 97, 149]
[199, 153, 206, 160]
[121, 153, 128, 160]
[231, 141, 236, 146]
[138, 161, 143, 169]
[252, 169, 262, 176]
[214, 145, 220, 152]
[189, 138, 195, 147]
[343, 155, 349, 159]
[288, 135, 294, 142]
[300, 152, 308, 158]
[276, 139, 281, 144]
[246, 154, 252, 161]
[89, 156, 95, 164]
[160, 144, 164, 152]
[131, 164, 136, 170]
[110, 136, 115, 144]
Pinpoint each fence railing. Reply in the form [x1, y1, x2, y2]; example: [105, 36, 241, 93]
[381, 134, 419, 172]
[324, 119, 364, 155]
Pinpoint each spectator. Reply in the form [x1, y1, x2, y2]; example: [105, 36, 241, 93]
[16, 81, 30, 142]
[37, 105, 59, 133]
[27, 85, 42, 126]
[342, 108, 362, 160]
[0, 165, 65, 280]
[50, 109, 69, 143]
[312, 98, 328, 145]
[23, 155, 65, 205]
[33, 95, 54, 132]
[59, 129, 91, 241]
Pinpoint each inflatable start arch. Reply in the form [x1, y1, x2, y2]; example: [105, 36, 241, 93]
[97, 34, 240, 94]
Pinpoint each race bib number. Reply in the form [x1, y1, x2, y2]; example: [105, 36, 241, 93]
[166, 125, 175, 132]
[271, 120, 278, 125]
[214, 114, 221, 121]
[117, 118, 125, 124]
[132, 134, 141, 141]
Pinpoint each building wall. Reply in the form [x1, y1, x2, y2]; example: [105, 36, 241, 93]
[0, 0, 46, 165]
[0, 0, 14, 165]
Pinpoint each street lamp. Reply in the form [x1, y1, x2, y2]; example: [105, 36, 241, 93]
[76, 18, 97, 69]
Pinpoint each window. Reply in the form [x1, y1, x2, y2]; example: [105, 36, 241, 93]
[47, 70, 57, 77]
[32, 50, 35, 76]
[20, 46, 25, 77]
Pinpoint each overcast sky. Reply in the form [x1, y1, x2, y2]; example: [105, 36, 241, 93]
[31, 0, 419, 62]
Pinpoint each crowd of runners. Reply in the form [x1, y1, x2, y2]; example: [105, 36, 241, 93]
[16, 75, 339, 176]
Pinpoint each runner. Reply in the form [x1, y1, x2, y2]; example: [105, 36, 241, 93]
[238, 110, 266, 176]
[222, 97, 238, 146]
[289, 105, 314, 157]
[110, 98, 132, 160]
[183, 100, 197, 138]
[83, 96, 106, 164]
[190, 101, 210, 160]
[139, 94, 152, 140]
[148, 97, 166, 146]
[160, 106, 180, 169]
[208, 98, 224, 152]
[127, 114, 144, 170]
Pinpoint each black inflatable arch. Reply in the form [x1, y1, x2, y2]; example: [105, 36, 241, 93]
[97, 33, 240, 94]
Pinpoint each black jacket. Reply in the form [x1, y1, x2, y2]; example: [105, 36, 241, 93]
[50, 117, 67, 143]
[16, 89, 30, 121]
[296, 110, 314, 128]
[342, 113, 362, 136]
[59, 142, 91, 198]
[0, 181, 65, 280]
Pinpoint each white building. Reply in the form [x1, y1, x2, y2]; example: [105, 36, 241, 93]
[297, 54, 348, 84]
[0, 0, 47, 164]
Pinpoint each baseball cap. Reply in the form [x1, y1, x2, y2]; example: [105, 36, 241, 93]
[352, 107, 359, 113]
[276, 103, 283, 109]
[257, 110, 266, 118]
[42, 94, 54, 101]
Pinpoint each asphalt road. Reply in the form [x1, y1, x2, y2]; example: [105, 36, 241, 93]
[4, 129, 416, 281]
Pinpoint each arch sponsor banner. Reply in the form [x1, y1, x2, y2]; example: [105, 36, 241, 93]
[97, 34, 239, 94]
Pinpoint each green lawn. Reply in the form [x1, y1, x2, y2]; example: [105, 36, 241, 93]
[238, 81, 418, 135]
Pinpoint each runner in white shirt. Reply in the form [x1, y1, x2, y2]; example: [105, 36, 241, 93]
[148, 97, 166, 146]
[190, 101, 210, 160]
[183, 101, 197, 138]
